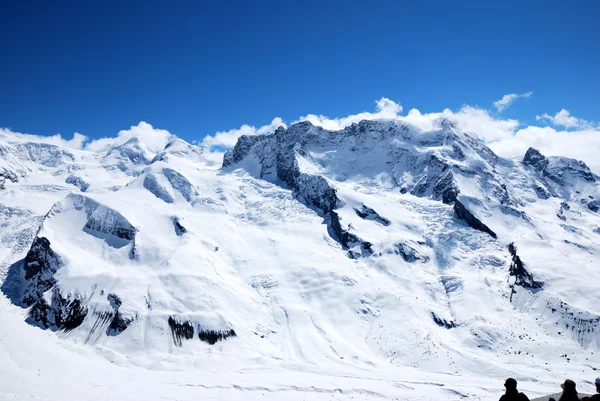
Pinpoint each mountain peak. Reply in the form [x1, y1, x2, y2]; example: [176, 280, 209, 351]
[164, 138, 203, 155]
[523, 147, 547, 168]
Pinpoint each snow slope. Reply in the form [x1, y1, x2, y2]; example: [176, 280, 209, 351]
[1, 120, 599, 400]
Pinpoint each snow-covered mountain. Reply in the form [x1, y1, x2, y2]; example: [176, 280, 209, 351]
[1, 119, 599, 400]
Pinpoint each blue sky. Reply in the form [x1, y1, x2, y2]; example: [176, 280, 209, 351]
[0, 0, 598, 143]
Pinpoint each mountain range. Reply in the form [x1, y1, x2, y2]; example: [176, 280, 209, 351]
[1, 119, 598, 400]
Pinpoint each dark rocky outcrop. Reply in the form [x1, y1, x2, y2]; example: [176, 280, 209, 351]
[523, 147, 598, 198]
[393, 243, 429, 263]
[168, 317, 237, 347]
[65, 175, 89, 192]
[295, 174, 340, 214]
[431, 312, 456, 329]
[84, 211, 136, 243]
[507, 242, 543, 301]
[27, 287, 88, 332]
[557, 201, 570, 221]
[198, 329, 237, 345]
[144, 174, 174, 203]
[328, 211, 373, 258]
[168, 317, 195, 347]
[224, 127, 343, 215]
[546, 298, 600, 347]
[106, 293, 133, 336]
[22, 237, 62, 305]
[523, 148, 548, 169]
[15, 224, 89, 333]
[434, 171, 459, 205]
[162, 168, 196, 203]
[453, 199, 497, 239]
[354, 205, 391, 226]
[0, 168, 20, 184]
[222, 134, 267, 168]
[19, 195, 137, 333]
[172, 216, 187, 236]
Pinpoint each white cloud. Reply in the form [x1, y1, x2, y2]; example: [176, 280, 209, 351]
[297, 97, 403, 131]
[85, 121, 174, 153]
[0, 128, 88, 149]
[493, 92, 533, 112]
[295, 99, 517, 144]
[392, 106, 519, 143]
[535, 109, 595, 129]
[443, 106, 520, 142]
[201, 117, 286, 150]
[489, 125, 600, 174]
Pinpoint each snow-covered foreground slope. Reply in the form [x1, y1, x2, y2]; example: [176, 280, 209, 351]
[1, 120, 599, 400]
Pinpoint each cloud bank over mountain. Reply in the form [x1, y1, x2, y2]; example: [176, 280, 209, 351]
[2, 96, 599, 173]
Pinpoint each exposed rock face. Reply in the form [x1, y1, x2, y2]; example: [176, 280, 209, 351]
[0, 167, 20, 183]
[168, 316, 237, 347]
[354, 205, 391, 226]
[106, 293, 133, 336]
[393, 243, 429, 263]
[172, 216, 187, 236]
[22, 237, 62, 306]
[328, 211, 373, 258]
[144, 174, 174, 203]
[431, 312, 456, 329]
[143, 168, 196, 204]
[162, 168, 196, 203]
[80, 201, 136, 246]
[507, 242, 543, 301]
[453, 199, 497, 239]
[224, 125, 344, 214]
[545, 298, 600, 347]
[294, 174, 340, 214]
[222, 134, 266, 168]
[198, 329, 237, 345]
[20, 194, 137, 332]
[27, 286, 88, 331]
[523, 147, 598, 198]
[65, 175, 89, 192]
[168, 317, 195, 346]
[523, 147, 548, 169]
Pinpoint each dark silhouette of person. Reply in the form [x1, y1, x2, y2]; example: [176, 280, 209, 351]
[554, 379, 580, 401]
[582, 377, 600, 401]
[500, 378, 530, 401]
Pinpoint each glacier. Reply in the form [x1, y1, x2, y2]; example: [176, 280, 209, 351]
[0, 119, 599, 400]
